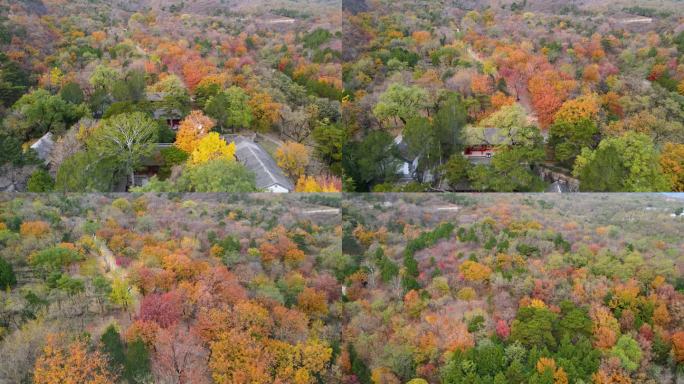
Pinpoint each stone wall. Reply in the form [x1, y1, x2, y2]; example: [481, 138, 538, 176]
[537, 165, 580, 192]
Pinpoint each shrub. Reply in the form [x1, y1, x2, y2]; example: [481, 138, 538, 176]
[457, 287, 477, 301]
[20, 221, 50, 237]
[27, 169, 55, 192]
[29, 246, 81, 273]
[0, 257, 17, 288]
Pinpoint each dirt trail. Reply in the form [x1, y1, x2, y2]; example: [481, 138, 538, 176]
[93, 236, 126, 278]
[517, 90, 538, 126]
[84, 237, 135, 336]
[467, 47, 485, 65]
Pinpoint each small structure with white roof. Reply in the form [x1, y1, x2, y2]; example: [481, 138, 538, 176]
[229, 136, 294, 193]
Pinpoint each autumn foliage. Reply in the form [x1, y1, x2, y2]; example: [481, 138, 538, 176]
[20, 221, 51, 237]
[673, 331, 684, 363]
[189, 133, 236, 165]
[175, 111, 215, 153]
[295, 175, 342, 192]
[659, 143, 684, 191]
[275, 141, 310, 178]
[459, 260, 492, 281]
[34, 334, 116, 384]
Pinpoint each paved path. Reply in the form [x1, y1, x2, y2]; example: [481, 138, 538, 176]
[434, 206, 460, 211]
[303, 208, 340, 215]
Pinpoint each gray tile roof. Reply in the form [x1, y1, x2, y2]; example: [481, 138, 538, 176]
[465, 127, 509, 146]
[147, 93, 183, 120]
[152, 108, 183, 120]
[146, 92, 166, 102]
[467, 156, 493, 165]
[232, 137, 294, 192]
[30, 132, 55, 164]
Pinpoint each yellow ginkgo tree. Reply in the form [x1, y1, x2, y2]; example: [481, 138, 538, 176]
[275, 141, 309, 178]
[189, 132, 236, 165]
[295, 175, 342, 192]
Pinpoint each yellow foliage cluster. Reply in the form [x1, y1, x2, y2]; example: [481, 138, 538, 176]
[406, 379, 428, 384]
[591, 304, 620, 349]
[292, 62, 320, 81]
[519, 296, 546, 308]
[495, 253, 525, 271]
[275, 141, 310, 178]
[536, 357, 556, 374]
[529, 299, 547, 309]
[609, 279, 641, 311]
[535, 357, 568, 384]
[456, 287, 477, 301]
[554, 94, 600, 124]
[295, 176, 324, 193]
[508, 220, 542, 235]
[651, 275, 666, 289]
[653, 303, 670, 327]
[295, 175, 342, 193]
[189, 133, 236, 165]
[209, 329, 331, 384]
[371, 367, 400, 384]
[210, 244, 224, 259]
[75, 235, 96, 254]
[458, 260, 492, 281]
[248, 92, 282, 132]
[583, 64, 601, 83]
[139, 245, 172, 267]
[20, 221, 51, 237]
[386, 30, 404, 39]
[673, 331, 684, 363]
[297, 287, 328, 317]
[284, 248, 306, 266]
[197, 74, 231, 90]
[660, 142, 684, 191]
[404, 289, 426, 317]
[39, 67, 64, 89]
[34, 334, 116, 384]
[352, 225, 376, 247]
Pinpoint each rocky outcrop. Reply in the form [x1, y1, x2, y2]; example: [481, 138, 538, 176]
[0, 164, 36, 192]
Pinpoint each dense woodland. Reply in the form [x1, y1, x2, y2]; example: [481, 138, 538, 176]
[341, 0, 684, 192]
[2, 0, 684, 193]
[0, 0, 343, 192]
[1, 193, 683, 383]
[341, 193, 684, 383]
[0, 193, 342, 383]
